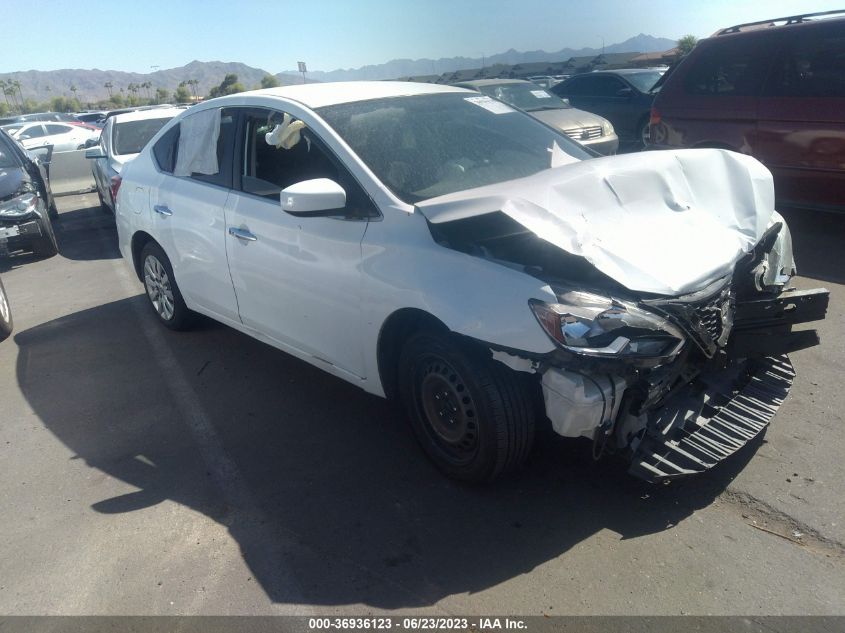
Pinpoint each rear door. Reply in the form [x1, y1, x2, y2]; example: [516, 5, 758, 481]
[657, 36, 771, 151]
[147, 108, 241, 323]
[756, 23, 845, 210]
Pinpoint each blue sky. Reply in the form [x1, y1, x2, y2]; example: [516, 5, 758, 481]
[3, 0, 841, 74]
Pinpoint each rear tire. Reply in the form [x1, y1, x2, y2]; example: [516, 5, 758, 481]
[398, 329, 535, 482]
[97, 188, 112, 214]
[0, 277, 12, 342]
[140, 241, 195, 330]
[638, 116, 651, 148]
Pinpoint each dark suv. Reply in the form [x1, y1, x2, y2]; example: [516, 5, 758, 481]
[650, 10, 845, 212]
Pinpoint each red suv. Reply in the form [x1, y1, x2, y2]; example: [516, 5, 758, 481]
[650, 11, 845, 212]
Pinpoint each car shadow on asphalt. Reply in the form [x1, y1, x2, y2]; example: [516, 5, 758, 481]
[51, 203, 121, 262]
[13, 295, 760, 609]
[0, 202, 118, 272]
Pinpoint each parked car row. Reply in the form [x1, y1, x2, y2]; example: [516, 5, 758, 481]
[453, 79, 618, 154]
[551, 68, 664, 146]
[113, 79, 827, 483]
[0, 120, 100, 152]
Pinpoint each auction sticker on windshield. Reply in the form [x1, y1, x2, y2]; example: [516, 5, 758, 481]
[530, 90, 552, 98]
[464, 96, 515, 114]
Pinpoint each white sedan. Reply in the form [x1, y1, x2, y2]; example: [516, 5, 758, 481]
[86, 107, 183, 214]
[115, 82, 827, 483]
[4, 121, 99, 152]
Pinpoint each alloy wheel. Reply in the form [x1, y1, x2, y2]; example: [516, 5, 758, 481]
[143, 255, 175, 321]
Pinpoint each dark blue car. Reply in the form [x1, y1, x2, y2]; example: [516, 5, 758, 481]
[551, 69, 663, 148]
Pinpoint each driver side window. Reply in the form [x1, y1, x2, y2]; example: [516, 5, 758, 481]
[240, 109, 339, 200]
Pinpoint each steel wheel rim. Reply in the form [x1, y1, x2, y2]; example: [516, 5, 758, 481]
[0, 288, 9, 324]
[143, 255, 175, 321]
[416, 355, 479, 462]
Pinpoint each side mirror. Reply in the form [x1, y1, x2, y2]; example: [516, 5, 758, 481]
[616, 87, 633, 98]
[280, 178, 346, 216]
[85, 147, 106, 159]
[84, 137, 99, 149]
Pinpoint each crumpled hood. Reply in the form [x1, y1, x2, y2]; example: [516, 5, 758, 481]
[416, 149, 775, 296]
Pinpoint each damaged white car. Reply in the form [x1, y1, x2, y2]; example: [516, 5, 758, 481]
[115, 82, 829, 482]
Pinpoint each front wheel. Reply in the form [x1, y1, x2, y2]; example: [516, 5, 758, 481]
[398, 330, 535, 482]
[140, 242, 195, 330]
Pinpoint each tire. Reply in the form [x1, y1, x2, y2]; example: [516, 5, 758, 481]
[638, 116, 651, 148]
[31, 212, 58, 258]
[140, 241, 195, 330]
[0, 278, 12, 342]
[398, 329, 535, 482]
[97, 188, 111, 214]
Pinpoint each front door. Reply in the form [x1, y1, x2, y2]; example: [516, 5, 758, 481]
[224, 108, 373, 377]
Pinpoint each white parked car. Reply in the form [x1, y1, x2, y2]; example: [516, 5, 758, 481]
[85, 108, 184, 214]
[115, 82, 828, 482]
[3, 121, 99, 152]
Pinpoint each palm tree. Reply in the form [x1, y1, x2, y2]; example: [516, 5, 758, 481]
[141, 81, 152, 100]
[0, 80, 9, 109]
[11, 80, 23, 108]
[188, 79, 199, 100]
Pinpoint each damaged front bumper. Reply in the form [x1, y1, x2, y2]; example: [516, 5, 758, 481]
[534, 285, 829, 481]
[628, 355, 794, 481]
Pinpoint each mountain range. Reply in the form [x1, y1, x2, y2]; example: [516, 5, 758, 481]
[281, 34, 676, 81]
[0, 34, 676, 104]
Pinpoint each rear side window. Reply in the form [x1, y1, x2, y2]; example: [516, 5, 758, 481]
[152, 110, 235, 188]
[683, 39, 771, 96]
[764, 27, 845, 98]
[45, 124, 71, 134]
[153, 124, 180, 173]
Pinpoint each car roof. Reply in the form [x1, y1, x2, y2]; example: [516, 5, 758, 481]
[454, 79, 533, 88]
[235, 81, 468, 109]
[110, 107, 185, 124]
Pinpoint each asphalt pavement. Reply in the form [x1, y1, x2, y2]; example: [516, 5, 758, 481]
[0, 192, 842, 615]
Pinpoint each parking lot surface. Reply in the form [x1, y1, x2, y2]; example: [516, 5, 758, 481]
[0, 193, 843, 615]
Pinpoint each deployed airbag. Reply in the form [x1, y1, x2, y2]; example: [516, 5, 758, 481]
[417, 149, 776, 296]
[174, 108, 221, 177]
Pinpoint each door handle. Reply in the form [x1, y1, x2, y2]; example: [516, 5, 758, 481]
[154, 204, 173, 217]
[228, 227, 257, 242]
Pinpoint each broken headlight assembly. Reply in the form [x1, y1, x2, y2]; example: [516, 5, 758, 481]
[0, 192, 39, 218]
[529, 292, 685, 358]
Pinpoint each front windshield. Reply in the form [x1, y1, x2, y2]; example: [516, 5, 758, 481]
[477, 83, 570, 112]
[317, 92, 590, 204]
[113, 117, 173, 155]
[625, 71, 663, 93]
